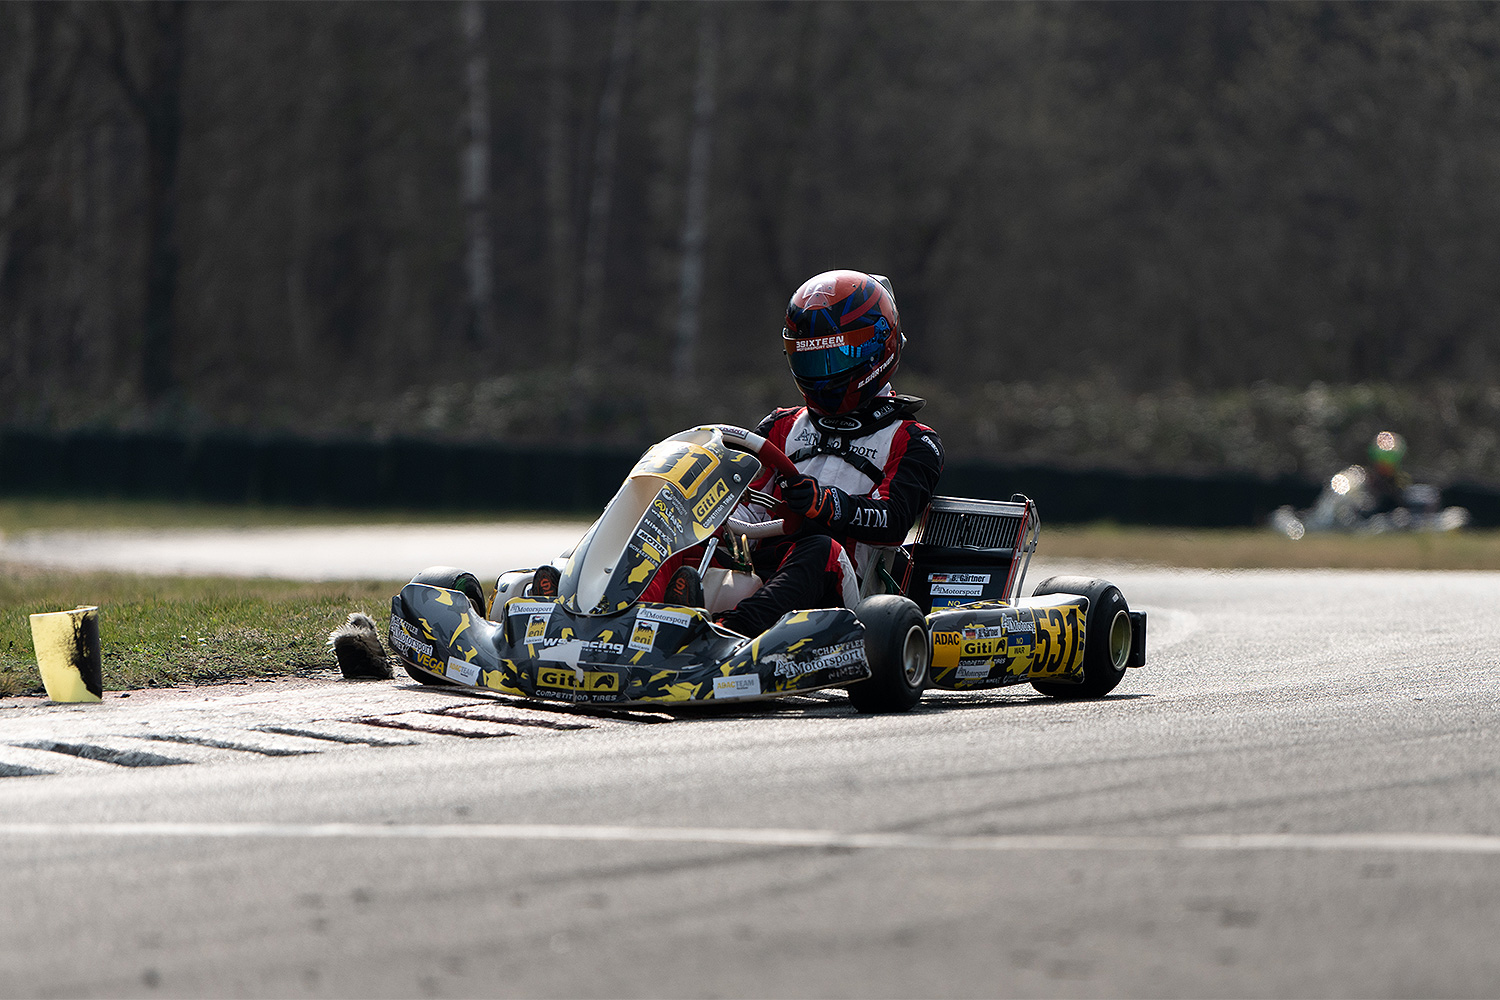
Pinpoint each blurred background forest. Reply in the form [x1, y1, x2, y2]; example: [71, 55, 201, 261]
[4, 0, 1500, 489]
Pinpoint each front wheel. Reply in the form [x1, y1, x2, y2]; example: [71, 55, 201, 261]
[848, 595, 928, 714]
[1029, 576, 1132, 700]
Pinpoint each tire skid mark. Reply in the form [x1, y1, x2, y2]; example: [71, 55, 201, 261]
[431, 704, 595, 731]
[13, 741, 190, 768]
[353, 715, 513, 740]
[142, 733, 318, 757]
[255, 725, 417, 747]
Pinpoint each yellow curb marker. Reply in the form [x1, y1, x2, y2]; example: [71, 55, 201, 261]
[29, 606, 103, 704]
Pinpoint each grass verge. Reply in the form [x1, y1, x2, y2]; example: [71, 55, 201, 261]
[0, 566, 399, 698]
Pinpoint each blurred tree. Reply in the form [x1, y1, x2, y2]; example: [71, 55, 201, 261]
[94, 0, 189, 404]
[672, 7, 717, 384]
[2, 0, 1499, 480]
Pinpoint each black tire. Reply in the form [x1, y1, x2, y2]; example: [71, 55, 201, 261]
[410, 565, 487, 613]
[1029, 576, 1132, 699]
[402, 566, 485, 686]
[848, 595, 928, 714]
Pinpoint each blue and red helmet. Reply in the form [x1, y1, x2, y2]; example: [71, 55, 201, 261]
[782, 270, 904, 415]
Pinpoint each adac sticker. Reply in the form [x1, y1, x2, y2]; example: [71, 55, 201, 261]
[446, 657, 481, 685]
[713, 674, 761, 699]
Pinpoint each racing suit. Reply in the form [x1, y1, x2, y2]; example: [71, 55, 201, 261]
[717, 392, 944, 637]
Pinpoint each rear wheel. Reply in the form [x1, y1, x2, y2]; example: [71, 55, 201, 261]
[1029, 576, 1132, 699]
[402, 566, 486, 686]
[848, 595, 928, 714]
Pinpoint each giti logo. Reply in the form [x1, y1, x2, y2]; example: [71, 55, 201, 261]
[692, 479, 730, 522]
[537, 668, 620, 692]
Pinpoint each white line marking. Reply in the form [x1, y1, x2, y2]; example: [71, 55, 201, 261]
[1, 823, 1499, 854]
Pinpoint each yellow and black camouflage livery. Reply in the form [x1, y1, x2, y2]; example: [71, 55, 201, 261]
[925, 594, 1089, 690]
[387, 426, 873, 707]
[389, 583, 867, 706]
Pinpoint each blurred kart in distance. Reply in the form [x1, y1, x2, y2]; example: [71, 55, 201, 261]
[1271, 463, 1470, 539]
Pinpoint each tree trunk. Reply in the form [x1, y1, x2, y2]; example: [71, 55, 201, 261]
[101, 1, 189, 406]
[0, 5, 35, 396]
[672, 9, 718, 385]
[460, 0, 494, 353]
[575, 0, 636, 370]
[543, 4, 576, 360]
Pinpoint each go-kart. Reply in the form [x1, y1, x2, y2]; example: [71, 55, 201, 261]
[377, 425, 1147, 713]
[1271, 464, 1470, 539]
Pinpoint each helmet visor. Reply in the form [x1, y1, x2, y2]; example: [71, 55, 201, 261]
[785, 329, 884, 379]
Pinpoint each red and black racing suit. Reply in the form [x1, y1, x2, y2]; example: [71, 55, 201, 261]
[717, 394, 944, 636]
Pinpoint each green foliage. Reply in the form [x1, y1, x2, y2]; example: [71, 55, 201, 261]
[0, 570, 398, 697]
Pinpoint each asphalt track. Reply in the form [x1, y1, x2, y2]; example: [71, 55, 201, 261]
[2, 527, 1499, 998]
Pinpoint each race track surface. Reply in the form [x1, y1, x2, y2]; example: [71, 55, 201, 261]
[2, 530, 1499, 998]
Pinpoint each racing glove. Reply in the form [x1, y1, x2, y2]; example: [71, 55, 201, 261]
[779, 473, 848, 527]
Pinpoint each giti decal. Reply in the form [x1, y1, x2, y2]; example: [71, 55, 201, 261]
[692, 478, 731, 522]
[960, 625, 1007, 658]
[628, 619, 659, 652]
[536, 668, 621, 693]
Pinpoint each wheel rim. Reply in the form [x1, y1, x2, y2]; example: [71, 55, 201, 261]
[1107, 609, 1132, 671]
[901, 624, 928, 687]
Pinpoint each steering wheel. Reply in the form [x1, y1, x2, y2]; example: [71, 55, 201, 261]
[714, 425, 804, 539]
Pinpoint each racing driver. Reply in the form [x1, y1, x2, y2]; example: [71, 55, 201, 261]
[714, 269, 944, 636]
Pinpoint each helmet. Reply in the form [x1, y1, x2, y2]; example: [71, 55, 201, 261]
[782, 270, 903, 415]
[1369, 430, 1407, 470]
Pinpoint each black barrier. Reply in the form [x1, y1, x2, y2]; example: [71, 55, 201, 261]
[3, 429, 1498, 527]
[940, 461, 1324, 529]
[0, 430, 639, 514]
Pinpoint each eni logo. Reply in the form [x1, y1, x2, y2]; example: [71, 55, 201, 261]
[692, 479, 730, 521]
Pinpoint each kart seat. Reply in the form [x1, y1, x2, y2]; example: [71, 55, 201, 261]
[904, 495, 1038, 613]
[703, 567, 762, 617]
